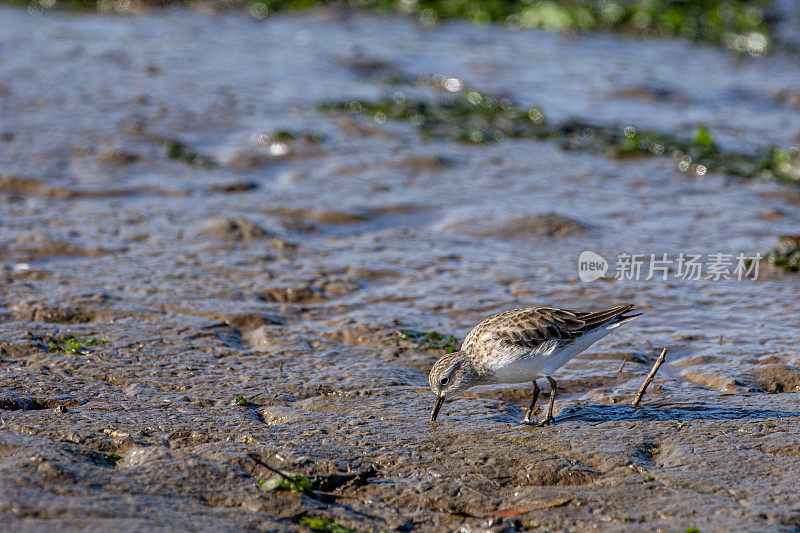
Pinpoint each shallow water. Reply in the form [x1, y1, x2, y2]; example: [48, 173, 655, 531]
[1, 5, 800, 530]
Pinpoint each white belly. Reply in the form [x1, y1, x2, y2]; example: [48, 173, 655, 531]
[488, 327, 613, 384]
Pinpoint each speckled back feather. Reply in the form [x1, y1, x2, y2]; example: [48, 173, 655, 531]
[460, 304, 638, 372]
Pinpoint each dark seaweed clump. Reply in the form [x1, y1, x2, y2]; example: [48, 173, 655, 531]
[159, 129, 323, 169]
[321, 90, 547, 144]
[558, 122, 800, 182]
[763, 235, 800, 273]
[270, 129, 326, 144]
[103, 452, 123, 464]
[163, 139, 217, 168]
[15, 0, 775, 54]
[320, 88, 800, 183]
[395, 328, 460, 353]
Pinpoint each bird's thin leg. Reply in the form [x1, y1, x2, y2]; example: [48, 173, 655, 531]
[523, 380, 540, 423]
[536, 376, 558, 426]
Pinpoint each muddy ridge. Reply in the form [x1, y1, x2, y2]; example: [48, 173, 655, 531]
[1, 5, 800, 532]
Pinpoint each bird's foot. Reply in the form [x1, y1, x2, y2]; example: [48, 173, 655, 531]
[535, 415, 555, 427]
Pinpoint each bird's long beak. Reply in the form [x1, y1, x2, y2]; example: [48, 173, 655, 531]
[430, 394, 445, 422]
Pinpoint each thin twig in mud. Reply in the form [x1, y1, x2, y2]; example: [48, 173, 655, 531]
[632, 348, 667, 407]
[618, 354, 630, 373]
[246, 453, 368, 502]
[247, 453, 336, 502]
[247, 454, 385, 525]
[477, 499, 572, 519]
[247, 452, 294, 480]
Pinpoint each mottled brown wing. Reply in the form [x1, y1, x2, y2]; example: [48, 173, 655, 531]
[491, 304, 637, 352]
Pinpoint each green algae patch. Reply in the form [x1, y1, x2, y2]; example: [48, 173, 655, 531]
[159, 130, 322, 168]
[271, 130, 326, 144]
[771, 147, 800, 181]
[258, 473, 313, 492]
[47, 336, 108, 355]
[395, 328, 460, 353]
[558, 121, 797, 182]
[509, 0, 773, 55]
[104, 452, 123, 465]
[762, 235, 800, 273]
[319, 89, 547, 144]
[321, 88, 799, 183]
[14, 0, 776, 53]
[300, 517, 357, 533]
[163, 139, 217, 168]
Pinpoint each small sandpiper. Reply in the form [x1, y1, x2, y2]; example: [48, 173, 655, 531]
[428, 304, 640, 424]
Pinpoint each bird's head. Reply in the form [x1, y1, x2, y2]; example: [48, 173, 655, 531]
[428, 351, 478, 422]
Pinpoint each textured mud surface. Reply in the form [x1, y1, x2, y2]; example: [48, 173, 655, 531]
[2, 6, 800, 532]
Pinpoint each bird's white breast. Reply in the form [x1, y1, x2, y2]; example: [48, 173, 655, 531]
[487, 327, 615, 384]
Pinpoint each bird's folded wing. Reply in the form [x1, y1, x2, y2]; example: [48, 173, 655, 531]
[490, 304, 636, 352]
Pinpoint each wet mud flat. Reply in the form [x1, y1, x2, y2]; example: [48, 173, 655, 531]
[2, 5, 800, 532]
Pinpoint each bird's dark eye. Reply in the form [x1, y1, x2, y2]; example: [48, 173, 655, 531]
[439, 377, 449, 386]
